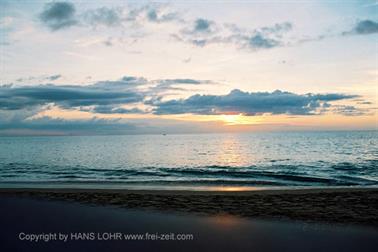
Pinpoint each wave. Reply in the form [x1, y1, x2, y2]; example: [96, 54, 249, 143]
[1, 160, 377, 186]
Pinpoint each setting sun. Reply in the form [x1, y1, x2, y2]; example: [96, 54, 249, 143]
[220, 114, 259, 126]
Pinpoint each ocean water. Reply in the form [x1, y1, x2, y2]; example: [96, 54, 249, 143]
[0, 131, 377, 189]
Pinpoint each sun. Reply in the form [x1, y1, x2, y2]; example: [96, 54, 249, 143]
[220, 114, 258, 125]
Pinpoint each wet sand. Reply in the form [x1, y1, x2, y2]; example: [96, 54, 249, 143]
[0, 187, 377, 226]
[0, 195, 377, 252]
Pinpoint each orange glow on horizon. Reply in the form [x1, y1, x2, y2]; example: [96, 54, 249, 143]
[29, 105, 377, 131]
[219, 114, 260, 125]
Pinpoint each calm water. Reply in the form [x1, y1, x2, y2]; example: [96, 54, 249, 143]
[0, 131, 377, 189]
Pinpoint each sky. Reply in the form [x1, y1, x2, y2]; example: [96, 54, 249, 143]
[0, 0, 377, 135]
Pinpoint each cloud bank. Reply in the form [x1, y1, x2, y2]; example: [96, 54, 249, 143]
[0, 84, 143, 110]
[153, 89, 359, 116]
[0, 76, 212, 115]
[1, 77, 365, 118]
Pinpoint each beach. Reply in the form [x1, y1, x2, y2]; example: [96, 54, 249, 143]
[2, 0, 378, 251]
[1, 187, 377, 225]
[1, 187, 377, 251]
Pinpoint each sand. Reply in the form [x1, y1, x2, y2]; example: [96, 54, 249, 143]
[1, 195, 378, 252]
[1, 187, 377, 226]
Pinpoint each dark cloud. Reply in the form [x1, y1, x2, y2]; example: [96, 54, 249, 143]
[89, 106, 146, 114]
[2, 76, 365, 120]
[153, 89, 358, 116]
[190, 39, 208, 47]
[175, 20, 292, 50]
[39, 1, 77, 31]
[0, 83, 144, 111]
[179, 18, 215, 35]
[175, 18, 218, 47]
[352, 20, 378, 35]
[15, 75, 62, 83]
[144, 6, 179, 23]
[1, 76, 211, 115]
[229, 22, 292, 50]
[194, 18, 212, 32]
[342, 19, 378, 36]
[93, 76, 148, 89]
[40, 3, 180, 31]
[248, 34, 280, 49]
[47, 74, 62, 81]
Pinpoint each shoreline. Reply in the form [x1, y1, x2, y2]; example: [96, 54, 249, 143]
[0, 185, 377, 194]
[0, 181, 377, 191]
[1, 187, 377, 226]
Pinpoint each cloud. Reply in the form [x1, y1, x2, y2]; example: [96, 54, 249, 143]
[350, 19, 378, 35]
[247, 34, 280, 49]
[93, 76, 148, 89]
[331, 105, 371, 116]
[3, 75, 366, 120]
[358, 101, 373, 105]
[173, 18, 218, 47]
[1, 76, 211, 115]
[227, 22, 292, 50]
[143, 5, 179, 23]
[157, 79, 207, 85]
[174, 19, 292, 50]
[0, 116, 137, 136]
[120, 4, 180, 25]
[297, 20, 378, 44]
[88, 106, 146, 114]
[39, 1, 77, 31]
[47, 74, 62, 81]
[39, 3, 180, 31]
[83, 7, 123, 27]
[15, 74, 62, 83]
[0, 82, 144, 111]
[147, 78, 212, 96]
[36, 1, 376, 54]
[340, 19, 378, 37]
[152, 89, 359, 116]
[193, 18, 213, 33]
[0, 115, 236, 136]
[0, 76, 371, 135]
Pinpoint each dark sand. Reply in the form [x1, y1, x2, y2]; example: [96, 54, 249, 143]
[1, 187, 377, 225]
[0, 187, 377, 251]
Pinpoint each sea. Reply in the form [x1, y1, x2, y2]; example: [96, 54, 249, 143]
[0, 131, 377, 190]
